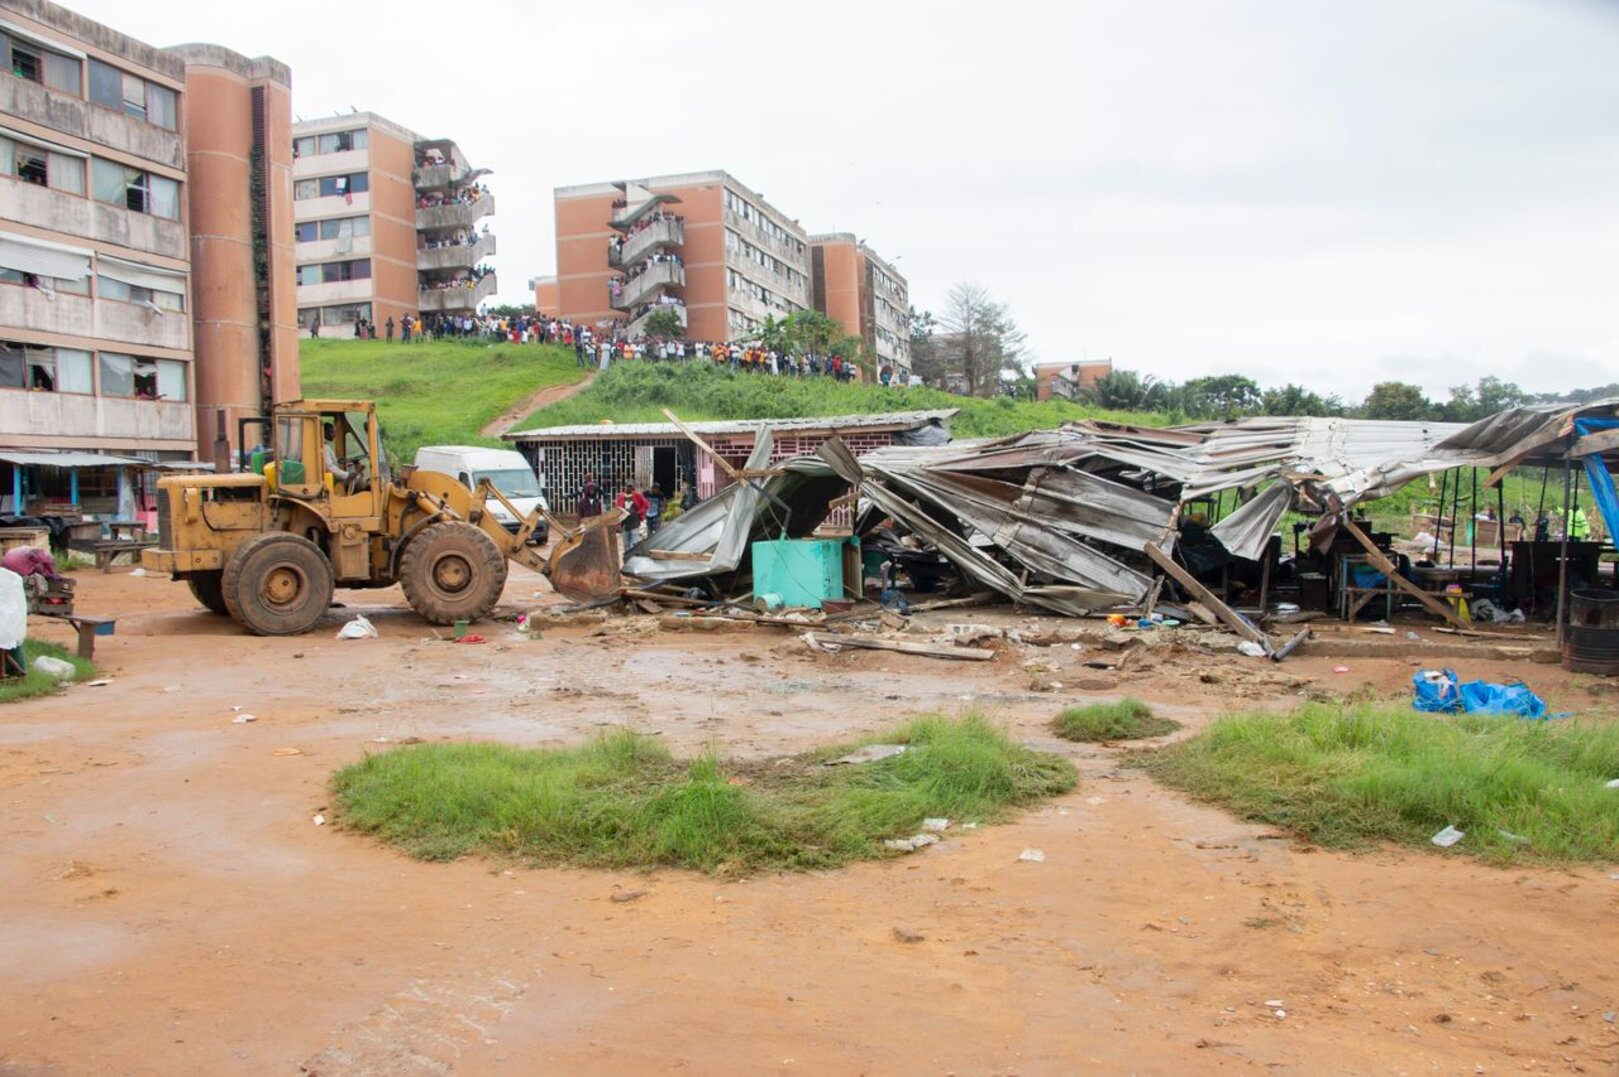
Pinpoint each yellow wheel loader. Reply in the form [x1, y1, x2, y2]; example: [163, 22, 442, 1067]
[142, 400, 623, 636]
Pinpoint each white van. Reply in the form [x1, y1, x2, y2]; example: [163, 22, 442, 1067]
[413, 446, 549, 544]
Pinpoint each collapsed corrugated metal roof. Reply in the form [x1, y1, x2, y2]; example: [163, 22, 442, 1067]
[618, 401, 1619, 618]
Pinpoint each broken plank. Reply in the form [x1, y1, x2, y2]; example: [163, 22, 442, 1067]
[899, 592, 997, 614]
[621, 588, 715, 608]
[645, 550, 712, 562]
[805, 632, 996, 661]
[1338, 517, 1472, 631]
[1142, 542, 1270, 647]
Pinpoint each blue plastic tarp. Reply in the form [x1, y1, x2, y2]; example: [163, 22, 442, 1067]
[1573, 418, 1619, 545]
[1412, 668, 1549, 720]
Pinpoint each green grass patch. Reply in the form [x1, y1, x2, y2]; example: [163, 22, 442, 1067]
[0, 640, 95, 703]
[1054, 698, 1180, 742]
[299, 338, 586, 461]
[1140, 703, 1619, 864]
[518, 361, 1167, 438]
[332, 714, 1077, 874]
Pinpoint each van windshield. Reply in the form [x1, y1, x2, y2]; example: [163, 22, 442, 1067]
[475, 468, 542, 498]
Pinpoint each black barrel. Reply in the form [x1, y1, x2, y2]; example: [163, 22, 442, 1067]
[1570, 588, 1619, 628]
[1563, 624, 1619, 675]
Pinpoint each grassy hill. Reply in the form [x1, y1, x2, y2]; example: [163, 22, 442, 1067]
[298, 338, 585, 459]
[516, 361, 1166, 438]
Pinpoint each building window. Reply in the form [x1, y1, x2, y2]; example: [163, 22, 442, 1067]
[0, 136, 84, 195]
[86, 59, 176, 130]
[97, 275, 185, 312]
[98, 352, 182, 400]
[91, 158, 180, 219]
[293, 173, 369, 200]
[296, 258, 371, 285]
[320, 216, 370, 240]
[298, 302, 371, 329]
[0, 342, 91, 393]
[295, 129, 368, 157]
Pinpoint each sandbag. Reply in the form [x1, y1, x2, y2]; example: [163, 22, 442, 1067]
[0, 567, 25, 651]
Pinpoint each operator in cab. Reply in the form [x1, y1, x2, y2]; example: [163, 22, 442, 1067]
[323, 421, 365, 495]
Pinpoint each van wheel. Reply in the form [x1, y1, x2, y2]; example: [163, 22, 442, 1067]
[221, 533, 335, 636]
[399, 522, 507, 625]
[187, 572, 228, 615]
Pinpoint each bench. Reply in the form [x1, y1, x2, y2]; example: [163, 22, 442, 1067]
[36, 613, 115, 660]
[74, 539, 157, 573]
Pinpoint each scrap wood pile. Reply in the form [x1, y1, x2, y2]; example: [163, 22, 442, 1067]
[586, 402, 1619, 661]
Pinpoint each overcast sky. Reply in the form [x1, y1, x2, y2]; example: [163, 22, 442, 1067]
[71, 0, 1619, 401]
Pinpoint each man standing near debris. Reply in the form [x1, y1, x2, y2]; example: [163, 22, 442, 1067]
[615, 484, 648, 555]
[577, 472, 602, 519]
[1567, 503, 1589, 541]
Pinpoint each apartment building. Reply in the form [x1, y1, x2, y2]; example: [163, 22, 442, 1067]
[553, 170, 812, 343]
[0, 0, 296, 512]
[293, 112, 495, 336]
[810, 234, 911, 380]
[1033, 359, 1112, 401]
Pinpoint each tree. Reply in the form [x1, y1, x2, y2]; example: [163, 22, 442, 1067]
[934, 284, 1027, 398]
[1261, 383, 1343, 417]
[486, 304, 536, 319]
[908, 306, 949, 386]
[1179, 375, 1262, 419]
[1081, 370, 1176, 411]
[1361, 381, 1434, 421]
[1438, 376, 1531, 423]
[641, 308, 685, 339]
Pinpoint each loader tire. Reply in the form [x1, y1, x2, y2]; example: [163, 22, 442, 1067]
[187, 571, 228, 616]
[399, 521, 507, 625]
[221, 532, 334, 637]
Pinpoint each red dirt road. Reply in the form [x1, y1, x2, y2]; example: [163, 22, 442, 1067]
[2, 570, 1616, 1074]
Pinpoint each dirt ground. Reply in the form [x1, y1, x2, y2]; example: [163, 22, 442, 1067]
[2, 566, 1617, 1075]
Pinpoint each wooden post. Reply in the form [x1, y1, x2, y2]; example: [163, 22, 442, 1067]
[661, 408, 742, 484]
[1339, 516, 1471, 631]
[1143, 542, 1270, 648]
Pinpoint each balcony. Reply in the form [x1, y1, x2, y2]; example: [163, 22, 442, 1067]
[414, 163, 490, 192]
[612, 262, 684, 311]
[296, 234, 374, 263]
[417, 232, 495, 272]
[617, 217, 683, 267]
[0, 179, 187, 261]
[0, 389, 193, 450]
[0, 76, 185, 171]
[624, 302, 687, 338]
[418, 273, 497, 313]
[416, 194, 495, 232]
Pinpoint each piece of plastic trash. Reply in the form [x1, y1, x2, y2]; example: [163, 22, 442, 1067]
[921, 818, 950, 832]
[128, 566, 146, 577]
[85, 678, 111, 687]
[1497, 830, 1529, 845]
[312, 814, 325, 826]
[884, 833, 939, 853]
[453, 634, 486, 644]
[1333, 665, 1351, 674]
[232, 714, 257, 724]
[1431, 825, 1465, 848]
[1605, 778, 1619, 789]
[1236, 641, 1267, 658]
[335, 615, 378, 640]
[1276, 602, 1300, 613]
[1018, 848, 1045, 863]
[31, 655, 76, 681]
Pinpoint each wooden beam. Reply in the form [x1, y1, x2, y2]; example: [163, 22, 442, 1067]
[661, 407, 743, 484]
[1142, 542, 1270, 647]
[1338, 516, 1472, 631]
[646, 549, 711, 562]
[804, 632, 996, 661]
[1568, 428, 1619, 459]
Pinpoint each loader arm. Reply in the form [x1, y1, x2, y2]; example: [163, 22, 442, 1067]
[474, 480, 624, 601]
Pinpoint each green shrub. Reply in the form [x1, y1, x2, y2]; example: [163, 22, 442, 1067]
[1054, 699, 1179, 741]
[1142, 704, 1619, 864]
[333, 715, 1077, 874]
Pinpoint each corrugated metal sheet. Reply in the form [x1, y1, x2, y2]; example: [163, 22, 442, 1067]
[0, 451, 150, 468]
[508, 409, 958, 441]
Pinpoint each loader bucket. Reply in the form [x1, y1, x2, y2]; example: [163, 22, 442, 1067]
[547, 512, 624, 601]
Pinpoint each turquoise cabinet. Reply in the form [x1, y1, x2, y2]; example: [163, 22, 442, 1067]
[752, 538, 857, 608]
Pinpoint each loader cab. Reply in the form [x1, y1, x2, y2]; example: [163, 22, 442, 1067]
[266, 400, 388, 518]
